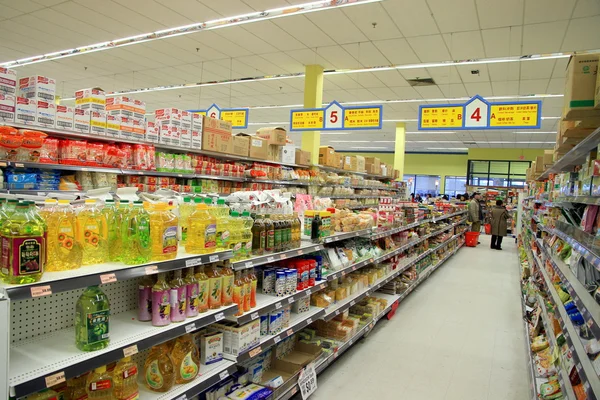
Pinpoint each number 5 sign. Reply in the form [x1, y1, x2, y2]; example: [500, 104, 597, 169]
[324, 101, 343, 130]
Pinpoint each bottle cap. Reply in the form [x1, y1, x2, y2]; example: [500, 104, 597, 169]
[183, 197, 191, 203]
[95, 365, 107, 373]
[7, 199, 17, 204]
[204, 197, 212, 205]
[242, 211, 250, 217]
[153, 202, 167, 210]
[84, 199, 96, 204]
[105, 199, 114, 204]
[133, 200, 143, 206]
[193, 197, 203, 204]
[120, 199, 129, 204]
[231, 211, 239, 217]
[44, 199, 57, 204]
[58, 199, 70, 205]
[217, 198, 225, 205]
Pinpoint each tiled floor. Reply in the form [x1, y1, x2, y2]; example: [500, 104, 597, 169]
[312, 234, 529, 400]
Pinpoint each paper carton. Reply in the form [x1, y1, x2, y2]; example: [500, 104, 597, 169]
[106, 114, 120, 138]
[564, 54, 600, 120]
[249, 136, 268, 159]
[116, 115, 134, 139]
[280, 145, 297, 164]
[180, 110, 192, 129]
[145, 121, 158, 143]
[267, 145, 280, 162]
[365, 156, 381, 168]
[155, 108, 181, 125]
[343, 155, 357, 171]
[232, 133, 250, 156]
[0, 68, 17, 95]
[18, 76, 56, 102]
[295, 149, 311, 165]
[0, 94, 15, 122]
[159, 121, 180, 146]
[202, 116, 232, 153]
[257, 127, 287, 145]
[89, 110, 106, 136]
[365, 163, 380, 174]
[106, 96, 145, 119]
[73, 107, 90, 133]
[131, 118, 145, 140]
[200, 332, 223, 365]
[75, 88, 106, 111]
[35, 100, 55, 128]
[15, 97, 36, 125]
[355, 155, 365, 172]
[180, 127, 192, 148]
[55, 105, 74, 130]
[319, 146, 336, 167]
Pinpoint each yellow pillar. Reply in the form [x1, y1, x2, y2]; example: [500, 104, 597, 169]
[301, 65, 324, 165]
[393, 122, 406, 180]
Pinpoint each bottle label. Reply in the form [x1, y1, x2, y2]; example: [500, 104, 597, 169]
[85, 309, 110, 344]
[218, 230, 230, 248]
[58, 219, 75, 251]
[138, 286, 152, 321]
[121, 392, 139, 400]
[152, 290, 171, 325]
[209, 276, 221, 307]
[233, 242, 242, 255]
[180, 351, 199, 381]
[274, 229, 281, 246]
[138, 219, 151, 249]
[186, 283, 199, 313]
[232, 285, 243, 309]
[162, 226, 178, 254]
[89, 379, 112, 391]
[83, 220, 100, 247]
[222, 274, 233, 303]
[6, 236, 44, 277]
[146, 359, 164, 390]
[244, 283, 251, 310]
[123, 365, 138, 379]
[205, 223, 217, 249]
[197, 280, 209, 309]
[267, 229, 274, 250]
[170, 287, 187, 320]
[245, 241, 252, 251]
[251, 279, 257, 306]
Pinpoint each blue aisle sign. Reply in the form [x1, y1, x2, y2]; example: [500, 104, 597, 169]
[289, 101, 383, 131]
[188, 104, 249, 129]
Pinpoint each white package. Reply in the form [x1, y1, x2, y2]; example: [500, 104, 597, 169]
[73, 107, 90, 133]
[0, 93, 15, 122]
[15, 97, 36, 125]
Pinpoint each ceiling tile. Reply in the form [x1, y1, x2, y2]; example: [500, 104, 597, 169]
[572, 0, 600, 18]
[193, 31, 253, 57]
[561, 16, 600, 51]
[342, 42, 390, 68]
[372, 38, 420, 65]
[390, 86, 422, 99]
[240, 0, 290, 11]
[524, 0, 576, 24]
[244, 21, 306, 51]
[353, 72, 386, 89]
[456, 64, 490, 83]
[368, 87, 399, 100]
[407, 35, 452, 62]
[286, 48, 332, 68]
[519, 59, 556, 79]
[443, 31, 486, 59]
[381, 0, 439, 37]
[552, 58, 569, 78]
[0, 3, 23, 20]
[487, 63, 521, 81]
[272, 15, 336, 48]
[75, 0, 166, 32]
[371, 70, 410, 87]
[414, 86, 445, 99]
[476, 0, 524, 29]
[199, 0, 253, 15]
[426, 66, 463, 84]
[464, 82, 493, 96]
[481, 26, 523, 57]
[522, 20, 569, 54]
[428, 0, 480, 33]
[4, 0, 45, 13]
[316, 45, 360, 69]
[518, 79, 549, 94]
[216, 26, 278, 54]
[547, 77, 565, 93]
[438, 83, 468, 98]
[341, 3, 403, 41]
[306, 9, 368, 45]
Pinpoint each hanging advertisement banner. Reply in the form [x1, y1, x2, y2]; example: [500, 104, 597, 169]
[289, 101, 382, 132]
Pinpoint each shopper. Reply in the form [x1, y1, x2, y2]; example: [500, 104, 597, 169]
[468, 193, 482, 238]
[490, 199, 509, 250]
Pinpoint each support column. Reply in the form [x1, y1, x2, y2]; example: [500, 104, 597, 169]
[393, 122, 406, 180]
[301, 65, 324, 165]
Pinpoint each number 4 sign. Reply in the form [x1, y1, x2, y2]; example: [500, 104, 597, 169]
[298, 362, 317, 399]
[464, 96, 488, 128]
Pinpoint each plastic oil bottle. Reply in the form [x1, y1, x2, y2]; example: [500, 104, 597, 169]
[0, 201, 46, 284]
[123, 201, 151, 265]
[169, 269, 187, 323]
[242, 270, 251, 312]
[221, 262, 234, 306]
[112, 356, 139, 400]
[3, 199, 17, 217]
[65, 374, 88, 400]
[292, 212, 301, 247]
[263, 214, 275, 253]
[77, 199, 108, 265]
[249, 268, 258, 308]
[240, 211, 253, 259]
[86, 366, 113, 400]
[138, 275, 153, 322]
[151, 272, 171, 327]
[101, 199, 119, 262]
[251, 213, 265, 256]
[171, 334, 200, 384]
[215, 198, 230, 251]
[144, 343, 175, 393]
[186, 198, 216, 254]
[206, 263, 222, 310]
[178, 197, 193, 244]
[184, 267, 199, 318]
[112, 200, 130, 262]
[194, 265, 209, 313]
[27, 389, 59, 400]
[229, 211, 243, 261]
[46, 200, 82, 271]
[233, 270, 245, 316]
[149, 203, 178, 261]
[75, 285, 110, 351]
[272, 213, 281, 252]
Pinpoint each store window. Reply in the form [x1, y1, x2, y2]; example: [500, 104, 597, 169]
[466, 160, 531, 188]
[444, 176, 467, 198]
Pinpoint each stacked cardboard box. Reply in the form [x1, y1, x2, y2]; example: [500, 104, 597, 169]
[257, 127, 287, 162]
[202, 116, 233, 154]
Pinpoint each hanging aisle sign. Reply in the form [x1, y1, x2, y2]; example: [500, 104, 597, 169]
[418, 95, 541, 130]
[188, 104, 249, 129]
[289, 101, 382, 131]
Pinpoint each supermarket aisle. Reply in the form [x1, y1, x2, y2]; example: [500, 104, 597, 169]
[312, 234, 528, 400]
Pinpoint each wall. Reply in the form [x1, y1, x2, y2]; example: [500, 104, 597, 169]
[467, 148, 544, 161]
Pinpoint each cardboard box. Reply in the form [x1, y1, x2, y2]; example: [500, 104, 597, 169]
[295, 149, 311, 165]
[55, 105, 73, 130]
[365, 156, 381, 168]
[564, 54, 600, 120]
[280, 145, 297, 164]
[355, 155, 365, 172]
[191, 127, 202, 149]
[179, 127, 191, 147]
[155, 107, 181, 125]
[380, 163, 388, 177]
[268, 144, 280, 162]
[543, 150, 553, 167]
[534, 156, 545, 173]
[73, 107, 90, 133]
[131, 118, 145, 140]
[0, 68, 17, 95]
[90, 110, 106, 136]
[19, 76, 56, 102]
[249, 136, 268, 159]
[159, 121, 179, 145]
[75, 88, 105, 111]
[394, 169, 400, 179]
[145, 121, 158, 143]
[0, 93, 15, 122]
[319, 146, 336, 167]
[365, 163, 380, 174]
[106, 114, 120, 138]
[343, 155, 357, 171]
[106, 96, 145, 119]
[232, 133, 250, 157]
[15, 97, 36, 125]
[202, 116, 232, 153]
[200, 332, 223, 365]
[180, 110, 192, 129]
[335, 153, 343, 169]
[257, 127, 287, 146]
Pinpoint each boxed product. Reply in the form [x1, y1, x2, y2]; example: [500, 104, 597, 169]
[155, 107, 181, 125]
[335, 152, 344, 168]
[15, 97, 36, 125]
[191, 113, 203, 149]
[106, 96, 145, 119]
[343, 155, 357, 171]
[200, 332, 223, 365]
[19, 76, 56, 102]
[365, 163, 380, 174]
[249, 136, 268, 159]
[130, 118, 145, 140]
[90, 110, 106, 136]
[318, 146, 336, 167]
[106, 114, 120, 138]
[73, 107, 90, 133]
[0, 93, 15, 122]
[280, 145, 297, 164]
[232, 133, 250, 156]
[75, 88, 105, 111]
[355, 155, 365, 172]
[55, 105, 74, 130]
[564, 54, 600, 119]
[180, 127, 192, 148]
[159, 121, 180, 146]
[295, 149, 311, 165]
[267, 145, 280, 162]
[365, 156, 381, 169]
[202, 116, 232, 153]
[180, 110, 192, 129]
[146, 121, 158, 143]
[0, 68, 17, 95]
[35, 100, 55, 128]
[257, 127, 287, 146]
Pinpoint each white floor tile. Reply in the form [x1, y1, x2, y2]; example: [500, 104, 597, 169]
[308, 234, 529, 400]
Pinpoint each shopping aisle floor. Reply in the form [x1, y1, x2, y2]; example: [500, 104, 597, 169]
[311, 234, 528, 400]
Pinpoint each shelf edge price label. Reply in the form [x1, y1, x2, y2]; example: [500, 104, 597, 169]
[185, 323, 196, 333]
[209, 255, 219, 263]
[249, 346, 262, 358]
[275, 302, 282, 310]
[45, 371, 66, 388]
[219, 370, 229, 380]
[267, 256, 275, 263]
[100, 273, 117, 284]
[31, 285, 52, 298]
[215, 312, 225, 321]
[123, 344, 138, 357]
[298, 363, 317, 400]
[145, 265, 158, 275]
[175, 394, 187, 400]
[287, 328, 294, 336]
[250, 312, 259, 320]
[186, 258, 202, 267]
[273, 335, 281, 344]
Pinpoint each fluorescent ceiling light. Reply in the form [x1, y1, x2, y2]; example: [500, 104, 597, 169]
[428, 148, 468, 150]
[541, 116, 561, 120]
[330, 140, 371, 143]
[320, 132, 351, 135]
[349, 146, 389, 149]
[0, 0, 382, 69]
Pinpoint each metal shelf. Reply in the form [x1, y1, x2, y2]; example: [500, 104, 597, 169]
[0, 249, 232, 300]
[316, 164, 392, 180]
[538, 127, 600, 180]
[231, 242, 324, 271]
[555, 196, 600, 206]
[8, 304, 238, 398]
[323, 228, 373, 243]
[540, 225, 600, 270]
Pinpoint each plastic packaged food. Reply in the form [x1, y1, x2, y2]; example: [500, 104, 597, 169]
[0, 126, 22, 160]
[18, 129, 47, 162]
[39, 137, 60, 163]
[60, 139, 87, 165]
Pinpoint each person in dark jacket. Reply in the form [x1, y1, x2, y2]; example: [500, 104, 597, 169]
[490, 199, 509, 250]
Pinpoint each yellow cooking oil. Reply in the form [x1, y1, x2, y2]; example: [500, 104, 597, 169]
[171, 334, 200, 384]
[185, 199, 217, 255]
[86, 365, 113, 400]
[112, 356, 139, 400]
[76, 199, 108, 265]
[46, 200, 81, 271]
[27, 389, 59, 400]
[144, 343, 175, 393]
[194, 265, 209, 313]
[149, 203, 178, 261]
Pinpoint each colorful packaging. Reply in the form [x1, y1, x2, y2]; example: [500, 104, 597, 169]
[0, 67, 17, 95]
[90, 110, 106, 136]
[73, 108, 90, 133]
[15, 97, 36, 125]
[55, 105, 74, 130]
[39, 137, 60, 163]
[0, 93, 15, 122]
[75, 88, 105, 111]
[60, 139, 87, 165]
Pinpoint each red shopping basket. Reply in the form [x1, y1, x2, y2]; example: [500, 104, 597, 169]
[484, 223, 491, 234]
[465, 231, 480, 247]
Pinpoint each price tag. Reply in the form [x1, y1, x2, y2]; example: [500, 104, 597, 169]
[320, 283, 326, 289]
[219, 370, 229, 380]
[287, 328, 294, 336]
[313, 246, 320, 252]
[15, 162, 24, 168]
[298, 363, 317, 400]
[291, 386, 298, 395]
[576, 362, 582, 371]
[584, 382, 590, 390]
[209, 255, 219, 263]
[45, 371, 66, 388]
[185, 323, 197, 333]
[100, 273, 117, 284]
[215, 312, 225, 321]
[306, 318, 313, 325]
[123, 344, 138, 357]
[177, 174, 183, 178]
[251, 312, 259, 320]
[145, 265, 158, 275]
[288, 297, 295, 304]
[267, 257, 275, 263]
[175, 394, 186, 400]
[273, 335, 281, 344]
[245, 261, 253, 268]
[281, 254, 287, 260]
[349, 339, 353, 346]
[350, 300, 356, 306]
[275, 302, 282, 310]
[31, 285, 52, 298]
[249, 346, 262, 358]
[137, 171, 144, 175]
[186, 258, 202, 267]
[297, 250, 304, 255]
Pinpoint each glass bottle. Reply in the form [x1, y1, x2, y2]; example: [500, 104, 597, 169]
[194, 265, 209, 313]
[220, 262, 234, 307]
[263, 214, 274, 253]
[251, 213, 265, 256]
[151, 272, 171, 327]
[249, 268, 258, 308]
[86, 366, 113, 400]
[169, 269, 187, 323]
[171, 334, 200, 384]
[112, 356, 138, 400]
[184, 267, 199, 318]
[206, 263, 222, 310]
[75, 286, 110, 351]
[143, 343, 175, 393]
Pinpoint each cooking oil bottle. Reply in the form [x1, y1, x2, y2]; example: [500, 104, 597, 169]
[240, 211, 253, 258]
[242, 270, 251, 312]
[171, 334, 200, 384]
[233, 270, 245, 316]
[292, 212, 301, 247]
[86, 365, 113, 400]
[186, 198, 216, 254]
[149, 203, 178, 261]
[27, 389, 59, 400]
[75, 285, 110, 351]
[77, 199, 108, 265]
[169, 269, 187, 323]
[151, 272, 171, 327]
[229, 211, 243, 261]
[178, 197, 193, 244]
[194, 265, 209, 313]
[138, 275, 153, 322]
[215, 198, 230, 251]
[221, 262, 234, 306]
[3, 199, 17, 217]
[206, 263, 222, 310]
[65, 373, 88, 400]
[101, 199, 118, 262]
[112, 356, 139, 400]
[45, 200, 81, 271]
[251, 213, 265, 256]
[263, 214, 274, 253]
[184, 267, 199, 318]
[123, 201, 151, 265]
[0, 201, 46, 284]
[249, 268, 257, 308]
[112, 200, 130, 262]
[144, 343, 175, 393]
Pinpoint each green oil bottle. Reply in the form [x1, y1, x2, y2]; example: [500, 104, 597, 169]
[75, 285, 110, 351]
